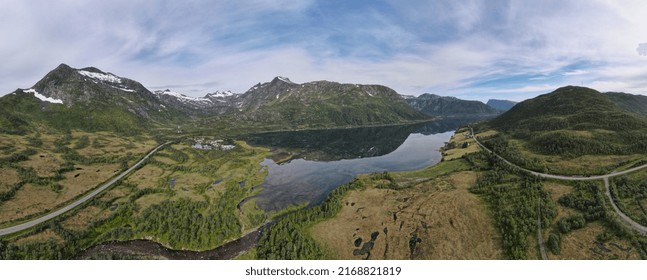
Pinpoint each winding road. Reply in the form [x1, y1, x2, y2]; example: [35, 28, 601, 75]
[470, 128, 647, 236]
[0, 141, 171, 237]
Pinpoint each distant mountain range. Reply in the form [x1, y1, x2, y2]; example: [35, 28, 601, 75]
[403, 93, 503, 117]
[0, 64, 431, 134]
[486, 99, 517, 111]
[10, 64, 639, 137]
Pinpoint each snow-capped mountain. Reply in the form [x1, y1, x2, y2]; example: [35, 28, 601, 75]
[153, 89, 241, 115]
[0, 64, 429, 134]
[206, 90, 236, 99]
[0, 64, 175, 133]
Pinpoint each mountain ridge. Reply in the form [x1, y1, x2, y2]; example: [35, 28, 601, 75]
[486, 85, 647, 157]
[404, 93, 502, 117]
[0, 64, 430, 134]
[486, 99, 517, 111]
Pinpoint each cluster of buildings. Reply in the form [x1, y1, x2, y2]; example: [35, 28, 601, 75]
[191, 138, 236, 151]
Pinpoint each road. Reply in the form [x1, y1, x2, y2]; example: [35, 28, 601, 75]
[0, 141, 171, 236]
[470, 128, 647, 236]
[603, 177, 647, 234]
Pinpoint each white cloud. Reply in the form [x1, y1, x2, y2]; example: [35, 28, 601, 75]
[638, 43, 647, 56]
[563, 70, 589, 76]
[1, 0, 647, 100]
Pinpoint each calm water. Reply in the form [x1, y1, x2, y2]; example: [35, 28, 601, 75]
[244, 119, 478, 211]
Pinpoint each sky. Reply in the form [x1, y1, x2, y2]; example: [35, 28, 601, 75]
[1, 0, 647, 102]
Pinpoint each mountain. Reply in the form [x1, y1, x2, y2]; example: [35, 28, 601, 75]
[489, 86, 647, 131]
[603, 91, 647, 116]
[244, 122, 424, 161]
[488, 86, 647, 156]
[0, 64, 184, 134]
[154, 89, 239, 115]
[0, 65, 430, 134]
[233, 77, 429, 127]
[404, 94, 502, 117]
[486, 99, 517, 111]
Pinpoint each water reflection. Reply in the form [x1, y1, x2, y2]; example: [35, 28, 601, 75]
[246, 118, 481, 211]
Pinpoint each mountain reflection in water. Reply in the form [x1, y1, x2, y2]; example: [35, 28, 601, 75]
[244, 118, 483, 211]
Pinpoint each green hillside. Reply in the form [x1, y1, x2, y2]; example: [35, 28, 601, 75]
[405, 93, 502, 117]
[603, 91, 647, 116]
[487, 86, 647, 157]
[0, 90, 143, 134]
[238, 80, 429, 128]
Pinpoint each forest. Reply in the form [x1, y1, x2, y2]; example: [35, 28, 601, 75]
[466, 151, 556, 259]
[256, 178, 365, 259]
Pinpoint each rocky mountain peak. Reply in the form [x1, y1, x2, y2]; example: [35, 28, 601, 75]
[272, 76, 296, 85]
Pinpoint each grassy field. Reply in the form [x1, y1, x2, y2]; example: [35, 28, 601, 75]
[14, 229, 64, 246]
[541, 179, 643, 259]
[609, 172, 647, 227]
[0, 161, 120, 224]
[5, 124, 647, 260]
[0, 129, 157, 225]
[17, 153, 65, 177]
[309, 160, 501, 259]
[440, 128, 492, 161]
[60, 206, 111, 231]
[0, 134, 269, 258]
[307, 128, 647, 260]
[552, 222, 639, 260]
[0, 168, 19, 193]
[508, 138, 645, 175]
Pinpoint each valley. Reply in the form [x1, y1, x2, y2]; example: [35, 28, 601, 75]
[1, 65, 646, 261]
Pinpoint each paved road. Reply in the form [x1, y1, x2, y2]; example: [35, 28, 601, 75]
[0, 142, 171, 236]
[470, 128, 647, 236]
[603, 177, 647, 235]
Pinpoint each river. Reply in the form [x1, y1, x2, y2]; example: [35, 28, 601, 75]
[76, 118, 480, 259]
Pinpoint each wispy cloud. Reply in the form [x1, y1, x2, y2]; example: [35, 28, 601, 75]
[1, 0, 646, 101]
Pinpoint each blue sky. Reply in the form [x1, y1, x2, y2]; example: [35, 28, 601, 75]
[1, 0, 647, 102]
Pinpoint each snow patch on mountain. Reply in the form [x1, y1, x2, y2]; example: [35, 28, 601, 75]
[110, 85, 135, 92]
[277, 76, 295, 84]
[78, 70, 122, 83]
[24, 89, 63, 104]
[206, 90, 235, 98]
[156, 89, 213, 104]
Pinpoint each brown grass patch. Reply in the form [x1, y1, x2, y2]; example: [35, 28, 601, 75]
[443, 131, 479, 161]
[127, 165, 167, 189]
[568, 130, 594, 137]
[0, 168, 20, 192]
[0, 163, 120, 223]
[153, 156, 178, 165]
[14, 229, 64, 246]
[17, 153, 64, 177]
[311, 171, 502, 260]
[0, 134, 26, 149]
[134, 193, 169, 214]
[173, 172, 212, 189]
[544, 182, 577, 220]
[58, 163, 121, 197]
[0, 184, 54, 223]
[61, 206, 111, 230]
[512, 139, 643, 175]
[476, 130, 498, 138]
[552, 222, 639, 260]
[73, 131, 156, 158]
